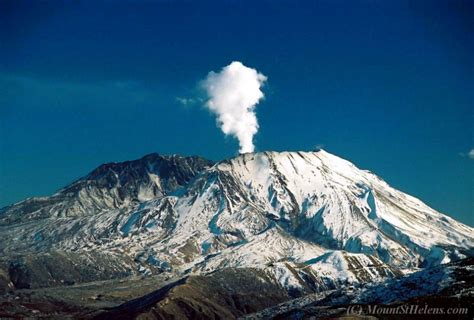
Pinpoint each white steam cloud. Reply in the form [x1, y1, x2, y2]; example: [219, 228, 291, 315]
[469, 149, 474, 159]
[202, 61, 267, 153]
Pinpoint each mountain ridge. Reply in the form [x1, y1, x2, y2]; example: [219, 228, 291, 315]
[0, 153, 213, 224]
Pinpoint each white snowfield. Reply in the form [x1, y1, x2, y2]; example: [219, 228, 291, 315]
[1, 150, 472, 290]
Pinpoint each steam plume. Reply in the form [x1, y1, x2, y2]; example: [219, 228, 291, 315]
[202, 61, 267, 153]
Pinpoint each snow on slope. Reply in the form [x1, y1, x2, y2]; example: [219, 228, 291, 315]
[199, 150, 473, 268]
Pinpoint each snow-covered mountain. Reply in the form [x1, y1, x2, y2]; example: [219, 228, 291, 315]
[0, 150, 472, 318]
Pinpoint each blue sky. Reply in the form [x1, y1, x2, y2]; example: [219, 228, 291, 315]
[1, 0, 472, 225]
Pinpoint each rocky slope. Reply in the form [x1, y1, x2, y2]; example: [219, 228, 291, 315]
[244, 257, 474, 319]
